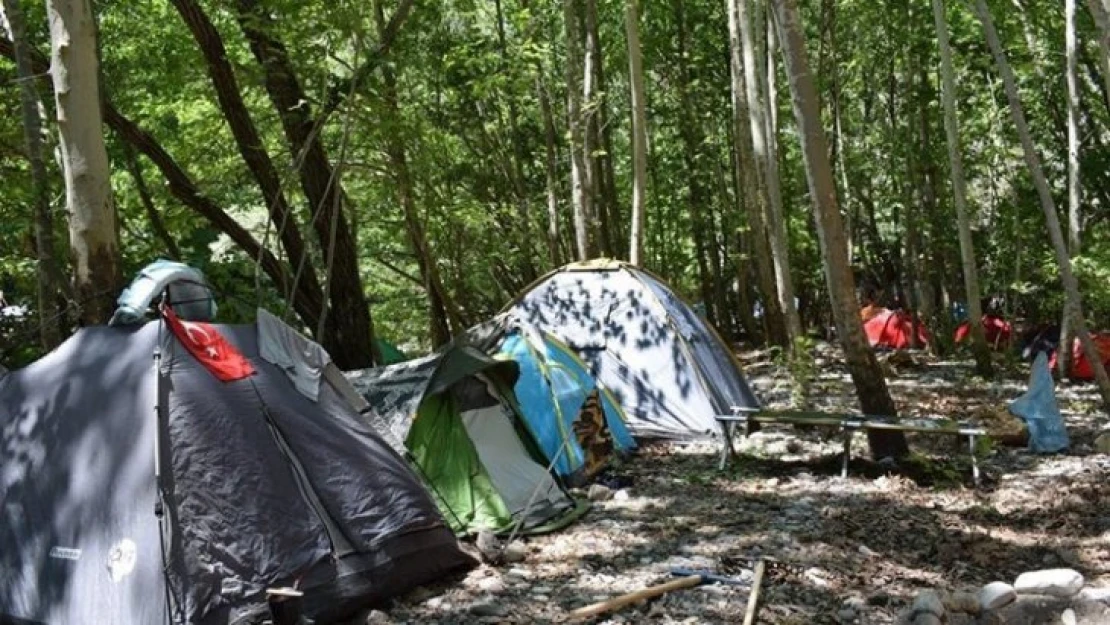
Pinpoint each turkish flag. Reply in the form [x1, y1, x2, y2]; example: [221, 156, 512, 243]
[163, 307, 255, 381]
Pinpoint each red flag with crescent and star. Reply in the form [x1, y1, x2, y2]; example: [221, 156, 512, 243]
[162, 307, 255, 381]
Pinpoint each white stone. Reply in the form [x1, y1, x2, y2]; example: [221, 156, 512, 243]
[1078, 587, 1110, 604]
[1060, 608, 1077, 625]
[979, 581, 1017, 611]
[476, 577, 505, 593]
[858, 544, 877, 558]
[502, 541, 527, 563]
[587, 484, 613, 501]
[1014, 569, 1085, 597]
[613, 489, 631, 501]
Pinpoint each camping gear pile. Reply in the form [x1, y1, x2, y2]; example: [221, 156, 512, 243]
[1, 259, 762, 624]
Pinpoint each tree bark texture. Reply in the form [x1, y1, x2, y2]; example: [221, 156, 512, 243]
[46, 0, 123, 325]
[1061, 0, 1082, 377]
[236, 0, 377, 369]
[626, 0, 647, 267]
[736, 0, 801, 343]
[931, 0, 993, 376]
[974, 0, 1110, 407]
[4, 0, 64, 348]
[728, 0, 788, 346]
[565, 0, 595, 260]
[772, 0, 909, 458]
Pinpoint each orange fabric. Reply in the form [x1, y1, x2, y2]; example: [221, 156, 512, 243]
[863, 309, 929, 349]
[860, 304, 883, 323]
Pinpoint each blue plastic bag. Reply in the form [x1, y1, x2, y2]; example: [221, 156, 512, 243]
[1009, 352, 1069, 453]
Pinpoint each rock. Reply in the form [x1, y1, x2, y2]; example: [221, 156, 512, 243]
[587, 484, 613, 501]
[475, 531, 502, 563]
[944, 591, 980, 615]
[613, 489, 631, 501]
[476, 576, 505, 593]
[364, 609, 392, 625]
[1014, 569, 1085, 597]
[1095, 432, 1110, 455]
[859, 544, 877, 558]
[531, 585, 554, 594]
[837, 607, 857, 623]
[1078, 587, 1110, 604]
[469, 600, 506, 617]
[912, 590, 945, 618]
[979, 581, 1017, 611]
[912, 615, 942, 625]
[502, 541, 527, 563]
[505, 567, 531, 580]
[1060, 608, 1077, 625]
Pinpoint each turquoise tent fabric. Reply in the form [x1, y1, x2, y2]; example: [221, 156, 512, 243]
[1009, 352, 1069, 453]
[500, 330, 634, 481]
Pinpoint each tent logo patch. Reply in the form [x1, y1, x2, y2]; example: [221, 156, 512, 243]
[107, 539, 137, 582]
[48, 546, 81, 561]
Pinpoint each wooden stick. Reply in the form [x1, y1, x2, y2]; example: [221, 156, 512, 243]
[569, 574, 704, 620]
[743, 559, 766, 625]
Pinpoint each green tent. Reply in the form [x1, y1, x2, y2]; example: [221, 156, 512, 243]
[347, 345, 588, 535]
[375, 337, 408, 365]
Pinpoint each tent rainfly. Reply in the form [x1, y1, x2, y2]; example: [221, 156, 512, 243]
[473, 321, 636, 485]
[347, 345, 587, 536]
[503, 259, 760, 439]
[0, 269, 473, 625]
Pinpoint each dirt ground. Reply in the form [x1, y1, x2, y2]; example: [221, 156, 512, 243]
[359, 345, 1110, 624]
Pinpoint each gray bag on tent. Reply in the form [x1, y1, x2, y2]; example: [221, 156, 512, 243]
[1009, 352, 1069, 453]
[110, 259, 217, 325]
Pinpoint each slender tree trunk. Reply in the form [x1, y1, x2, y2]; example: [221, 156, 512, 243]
[1085, 0, 1110, 106]
[975, 0, 1110, 406]
[1061, 0, 1083, 377]
[121, 142, 180, 260]
[538, 74, 563, 267]
[738, 0, 801, 343]
[46, 0, 122, 325]
[373, 0, 462, 347]
[236, 0, 377, 368]
[4, 0, 64, 347]
[626, 0, 648, 266]
[932, 0, 993, 376]
[772, 0, 909, 458]
[676, 0, 721, 327]
[727, 0, 788, 346]
[565, 0, 594, 260]
[584, 0, 618, 257]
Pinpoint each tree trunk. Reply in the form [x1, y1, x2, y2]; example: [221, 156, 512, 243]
[1085, 0, 1110, 108]
[738, 0, 801, 343]
[236, 0, 377, 368]
[121, 142, 180, 260]
[565, 0, 595, 260]
[538, 73, 563, 267]
[373, 0, 462, 347]
[772, 0, 909, 458]
[584, 0, 618, 257]
[168, 0, 328, 329]
[932, 0, 993, 376]
[626, 0, 648, 266]
[46, 0, 122, 325]
[728, 0, 788, 346]
[1060, 0, 1082, 378]
[974, 0, 1110, 407]
[4, 0, 64, 348]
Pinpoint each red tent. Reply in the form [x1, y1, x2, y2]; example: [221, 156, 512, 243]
[1049, 333, 1110, 380]
[864, 309, 928, 349]
[955, 315, 1012, 348]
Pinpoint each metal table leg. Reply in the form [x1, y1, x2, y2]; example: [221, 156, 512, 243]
[968, 434, 980, 487]
[718, 420, 736, 471]
[841, 425, 852, 478]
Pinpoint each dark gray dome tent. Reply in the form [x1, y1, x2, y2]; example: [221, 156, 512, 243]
[0, 313, 473, 624]
[505, 259, 760, 439]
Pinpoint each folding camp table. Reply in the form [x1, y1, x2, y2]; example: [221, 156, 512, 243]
[716, 408, 986, 486]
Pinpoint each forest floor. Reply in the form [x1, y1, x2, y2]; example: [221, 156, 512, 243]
[357, 344, 1110, 625]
